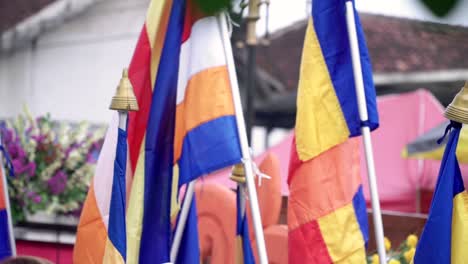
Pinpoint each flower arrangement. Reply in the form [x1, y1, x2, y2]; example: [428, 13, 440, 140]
[0, 108, 105, 223]
[368, 234, 418, 264]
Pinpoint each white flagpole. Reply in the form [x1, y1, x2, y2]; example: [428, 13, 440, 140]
[170, 180, 195, 263]
[0, 134, 17, 256]
[345, 2, 386, 263]
[217, 12, 268, 264]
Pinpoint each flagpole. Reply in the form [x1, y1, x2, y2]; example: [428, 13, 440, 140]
[170, 180, 195, 263]
[0, 134, 16, 256]
[217, 12, 268, 264]
[345, 2, 386, 263]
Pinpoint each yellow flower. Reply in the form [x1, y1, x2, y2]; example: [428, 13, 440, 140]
[406, 234, 418, 248]
[388, 259, 401, 264]
[384, 237, 392, 251]
[404, 247, 416, 263]
[371, 254, 379, 264]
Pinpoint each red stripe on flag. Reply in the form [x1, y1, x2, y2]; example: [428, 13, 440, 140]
[288, 220, 333, 264]
[128, 24, 154, 172]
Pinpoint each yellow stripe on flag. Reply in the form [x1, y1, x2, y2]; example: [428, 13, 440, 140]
[171, 164, 181, 219]
[451, 191, 468, 263]
[126, 141, 146, 264]
[103, 239, 125, 264]
[235, 236, 245, 264]
[317, 203, 366, 263]
[146, 0, 172, 89]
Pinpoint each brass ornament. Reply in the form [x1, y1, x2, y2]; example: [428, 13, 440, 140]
[445, 81, 468, 124]
[230, 163, 246, 183]
[109, 68, 139, 111]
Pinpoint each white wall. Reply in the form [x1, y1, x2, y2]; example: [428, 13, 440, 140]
[0, 0, 290, 154]
[0, 0, 149, 123]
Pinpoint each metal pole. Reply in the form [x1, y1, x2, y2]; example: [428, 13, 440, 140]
[218, 13, 268, 264]
[345, 2, 386, 263]
[0, 134, 16, 256]
[246, 46, 256, 143]
[169, 180, 195, 263]
[245, 0, 260, 143]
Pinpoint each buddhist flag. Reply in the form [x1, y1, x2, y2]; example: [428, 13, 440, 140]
[73, 116, 128, 263]
[414, 121, 468, 264]
[0, 145, 13, 260]
[295, 0, 378, 161]
[235, 187, 255, 264]
[288, 0, 377, 263]
[125, 0, 242, 263]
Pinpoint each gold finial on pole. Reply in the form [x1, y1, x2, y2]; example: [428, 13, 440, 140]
[444, 81, 468, 124]
[109, 68, 139, 111]
[231, 163, 246, 183]
[246, 0, 260, 46]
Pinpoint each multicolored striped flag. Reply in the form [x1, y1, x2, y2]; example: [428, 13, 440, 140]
[73, 116, 128, 263]
[125, 0, 242, 263]
[0, 152, 13, 260]
[288, 0, 378, 263]
[414, 121, 468, 264]
[235, 187, 255, 264]
[295, 0, 378, 161]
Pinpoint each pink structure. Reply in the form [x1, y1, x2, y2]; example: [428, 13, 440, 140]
[196, 153, 287, 264]
[197, 89, 468, 262]
[206, 89, 468, 212]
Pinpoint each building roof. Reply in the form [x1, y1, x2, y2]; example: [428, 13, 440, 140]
[0, 0, 96, 52]
[250, 13, 468, 91]
[0, 0, 56, 33]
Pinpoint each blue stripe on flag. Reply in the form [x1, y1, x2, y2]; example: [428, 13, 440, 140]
[175, 194, 200, 264]
[236, 187, 255, 264]
[108, 128, 128, 260]
[178, 116, 242, 186]
[312, 0, 378, 135]
[352, 185, 369, 246]
[0, 210, 12, 260]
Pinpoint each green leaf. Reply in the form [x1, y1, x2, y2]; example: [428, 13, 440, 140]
[194, 0, 232, 16]
[421, 0, 459, 17]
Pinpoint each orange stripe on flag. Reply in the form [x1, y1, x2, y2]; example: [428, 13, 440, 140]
[173, 66, 234, 162]
[288, 138, 361, 230]
[73, 185, 108, 264]
[0, 168, 5, 209]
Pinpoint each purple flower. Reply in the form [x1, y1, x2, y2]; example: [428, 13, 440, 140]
[7, 144, 19, 158]
[26, 191, 41, 204]
[26, 162, 36, 178]
[47, 170, 67, 195]
[2, 128, 13, 143]
[86, 141, 103, 163]
[31, 134, 47, 144]
[33, 195, 41, 204]
[12, 159, 28, 174]
[7, 143, 26, 160]
[86, 150, 99, 163]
